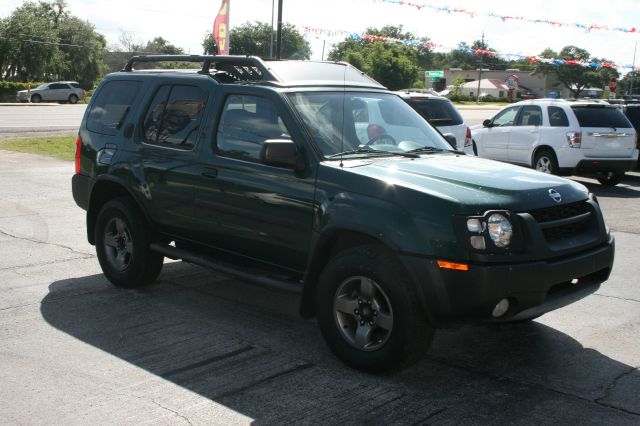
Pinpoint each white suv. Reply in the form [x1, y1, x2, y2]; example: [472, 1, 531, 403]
[471, 99, 638, 185]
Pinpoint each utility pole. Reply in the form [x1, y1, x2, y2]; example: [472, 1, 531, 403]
[476, 32, 485, 105]
[630, 41, 637, 95]
[275, 0, 283, 60]
[269, 0, 275, 59]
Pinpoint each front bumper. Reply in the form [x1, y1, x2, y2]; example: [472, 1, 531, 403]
[400, 235, 615, 326]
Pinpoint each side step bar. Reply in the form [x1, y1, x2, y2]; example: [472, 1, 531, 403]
[150, 243, 303, 294]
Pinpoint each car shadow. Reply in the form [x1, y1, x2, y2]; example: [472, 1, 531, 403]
[40, 262, 638, 423]
[572, 174, 640, 199]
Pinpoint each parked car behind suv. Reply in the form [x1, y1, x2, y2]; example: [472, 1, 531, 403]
[72, 55, 615, 372]
[471, 99, 638, 185]
[397, 91, 473, 154]
[17, 81, 84, 104]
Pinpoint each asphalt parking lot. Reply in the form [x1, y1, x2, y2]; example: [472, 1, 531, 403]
[0, 114, 639, 424]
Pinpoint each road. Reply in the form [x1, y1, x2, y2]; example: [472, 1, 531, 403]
[0, 147, 638, 423]
[0, 103, 499, 138]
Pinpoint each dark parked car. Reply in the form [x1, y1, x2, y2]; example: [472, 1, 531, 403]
[72, 55, 615, 372]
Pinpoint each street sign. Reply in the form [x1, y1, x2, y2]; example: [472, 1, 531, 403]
[425, 70, 444, 78]
[609, 77, 617, 92]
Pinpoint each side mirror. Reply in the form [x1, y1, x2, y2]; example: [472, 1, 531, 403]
[483, 119, 492, 128]
[442, 133, 457, 149]
[259, 139, 304, 171]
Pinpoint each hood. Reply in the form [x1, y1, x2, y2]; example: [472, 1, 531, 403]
[336, 153, 588, 213]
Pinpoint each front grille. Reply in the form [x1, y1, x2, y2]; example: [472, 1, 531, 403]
[526, 201, 592, 241]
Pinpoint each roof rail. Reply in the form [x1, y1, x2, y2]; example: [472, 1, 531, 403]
[121, 55, 278, 83]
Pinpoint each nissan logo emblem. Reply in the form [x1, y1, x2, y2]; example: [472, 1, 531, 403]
[548, 189, 562, 203]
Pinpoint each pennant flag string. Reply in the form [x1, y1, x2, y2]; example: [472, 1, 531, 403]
[372, 0, 638, 35]
[301, 26, 640, 71]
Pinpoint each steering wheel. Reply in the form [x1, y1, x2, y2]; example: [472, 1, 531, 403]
[365, 133, 397, 146]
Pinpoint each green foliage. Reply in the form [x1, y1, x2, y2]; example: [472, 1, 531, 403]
[327, 26, 421, 90]
[0, 135, 76, 161]
[534, 45, 618, 97]
[204, 21, 311, 59]
[0, 0, 105, 86]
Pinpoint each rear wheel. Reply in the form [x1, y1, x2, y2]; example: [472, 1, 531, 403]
[68, 94, 78, 104]
[533, 149, 558, 175]
[597, 172, 624, 186]
[95, 197, 163, 288]
[30, 94, 41, 103]
[316, 245, 434, 373]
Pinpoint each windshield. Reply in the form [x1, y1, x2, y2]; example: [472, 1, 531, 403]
[288, 92, 452, 159]
[35, 84, 48, 90]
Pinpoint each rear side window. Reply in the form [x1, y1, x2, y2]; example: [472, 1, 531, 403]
[548, 106, 569, 127]
[70, 83, 81, 89]
[515, 105, 542, 126]
[87, 80, 142, 136]
[49, 83, 68, 89]
[142, 85, 207, 150]
[572, 106, 632, 128]
[406, 99, 464, 126]
[623, 106, 640, 132]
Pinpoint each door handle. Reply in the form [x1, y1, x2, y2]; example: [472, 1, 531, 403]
[201, 167, 218, 178]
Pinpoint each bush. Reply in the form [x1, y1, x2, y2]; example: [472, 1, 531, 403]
[0, 81, 45, 103]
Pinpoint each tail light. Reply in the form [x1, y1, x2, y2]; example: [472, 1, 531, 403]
[75, 135, 82, 174]
[566, 131, 581, 148]
[464, 127, 472, 147]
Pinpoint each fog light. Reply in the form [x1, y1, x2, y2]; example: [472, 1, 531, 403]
[492, 298, 510, 318]
[470, 236, 486, 250]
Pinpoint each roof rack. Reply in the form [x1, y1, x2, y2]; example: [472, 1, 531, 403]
[121, 55, 278, 83]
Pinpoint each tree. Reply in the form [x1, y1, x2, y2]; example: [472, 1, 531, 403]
[144, 37, 183, 55]
[327, 26, 421, 90]
[534, 45, 616, 97]
[202, 21, 310, 59]
[0, 0, 106, 85]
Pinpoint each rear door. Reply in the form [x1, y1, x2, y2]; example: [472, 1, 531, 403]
[572, 105, 636, 158]
[47, 83, 69, 101]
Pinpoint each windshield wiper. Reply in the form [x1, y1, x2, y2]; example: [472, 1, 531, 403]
[327, 147, 418, 159]
[406, 146, 447, 154]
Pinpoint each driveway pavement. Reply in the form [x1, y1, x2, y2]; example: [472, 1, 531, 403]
[0, 150, 638, 424]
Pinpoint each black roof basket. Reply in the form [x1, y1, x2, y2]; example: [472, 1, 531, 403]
[121, 55, 278, 83]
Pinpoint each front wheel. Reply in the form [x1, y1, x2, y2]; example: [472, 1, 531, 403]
[95, 197, 163, 288]
[533, 149, 558, 175]
[316, 245, 434, 373]
[30, 94, 41, 103]
[597, 172, 624, 186]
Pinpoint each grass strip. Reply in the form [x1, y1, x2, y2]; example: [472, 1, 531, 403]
[0, 136, 76, 161]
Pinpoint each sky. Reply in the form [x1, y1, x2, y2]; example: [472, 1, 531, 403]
[3, 0, 640, 73]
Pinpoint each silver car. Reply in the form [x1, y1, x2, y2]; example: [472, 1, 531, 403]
[17, 81, 85, 104]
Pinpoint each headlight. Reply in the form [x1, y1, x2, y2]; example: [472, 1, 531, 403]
[487, 213, 512, 247]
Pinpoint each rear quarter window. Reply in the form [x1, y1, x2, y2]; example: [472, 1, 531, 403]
[87, 80, 142, 136]
[571, 106, 632, 128]
[548, 106, 569, 127]
[406, 99, 464, 126]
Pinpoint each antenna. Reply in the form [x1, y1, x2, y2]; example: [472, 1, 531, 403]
[339, 63, 347, 168]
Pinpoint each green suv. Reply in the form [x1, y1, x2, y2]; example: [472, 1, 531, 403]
[72, 55, 615, 372]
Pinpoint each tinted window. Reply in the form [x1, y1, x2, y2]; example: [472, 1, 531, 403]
[406, 98, 464, 126]
[492, 107, 519, 127]
[548, 106, 569, 127]
[623, 106, 640, 132]
[87, 80, 142, 136]
[572, 106, 632, 128]
[142, 85, 206, 149]
[515, 105, 543, 126]
[49, 83, 68, 89]
[70, 83, 81, 89]
[216, 95, 290, 162]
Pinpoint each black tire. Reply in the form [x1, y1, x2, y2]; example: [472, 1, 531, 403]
[597, 172, 624, 186]
[95, 197, 163, 288]
[30, 94, 41, 103]
[316, 245, 434, 373]
[533, 149, 558, 175]
[472, 140, 478, 156]
[68, 94, 78, 104]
